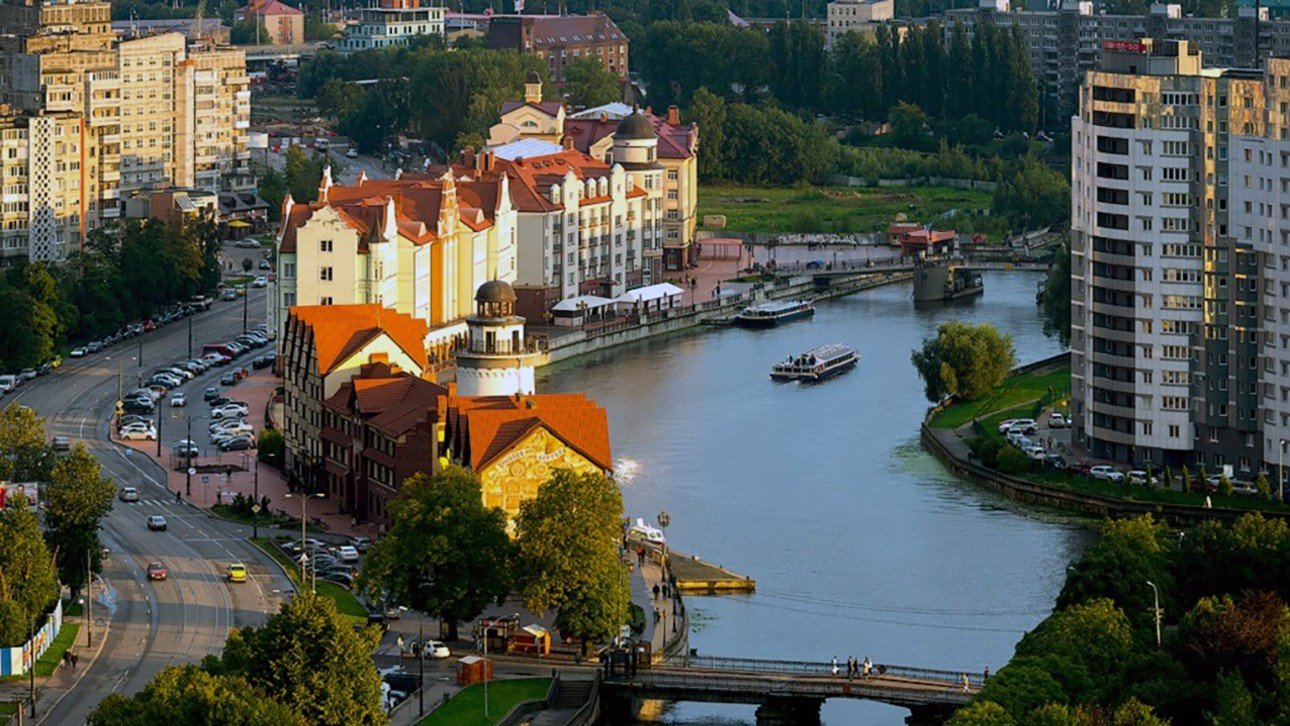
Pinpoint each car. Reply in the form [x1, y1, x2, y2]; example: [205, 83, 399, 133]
[1127, 470, 1148, 486]
[1024, 445, 1047, 461]
[147, 515, 167, 531]
[348, 536, 373, 553]
[174, 440, 200, 457]
[346, 147, 359, 159]
[1048, 412, 1067, 428]
[70, 347, 86, 358]
[1089, 465, 1126, 483]
[234, 238, 261, 249]
[220, 372, 237, 386]
[122, 401, 155, 415]
[227, 563, 248, 582]
[203, 387, 221, 402]
[1007, 419, 1038, 436]
[47, 355, 62, 369]
[51, 435, 71, 452]
[219, 436, 254, 452]
[210, 419, 250, 434]
[147, 561, 168, 580]
[335, 545, 360, 563]
[252, 277, 267, 288]
[211, 403, 249, 419]
[221, 289, 237, 301]
[1044, 454, 1068, 470]
[259, 259, 271, 270]
[212, 427, 253, 444]
[19, 368, 36, 381]
[119, 427, 157, 441]
[423, 640, 450, 659]
[86, 340, 103, 353]
[324, 572, 355, 588]
[119, 486, 140, 502]
[169, 392, 187, 407]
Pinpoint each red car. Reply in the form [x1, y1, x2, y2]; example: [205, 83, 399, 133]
[147, 561, 168, 581]
[142, 320, 156, 332]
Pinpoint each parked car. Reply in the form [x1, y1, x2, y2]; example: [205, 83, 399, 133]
[1007, 419, 1038, 436]
[252, 277, 267, 288]
[147, 561, 168, 580]
[1024, 445, 1047, 461]
[1089, 465, 1125, 483]
[211, 403, 250, 419]
[174, 440, 200, 458]
[1127, 470, 1148, 486]
[147, 515, 168, 531]
[1048, 412, 1067, 428]
[219, 372, 237, 386]
[219, 436, 254, 452]
[423, 640, 450, 659]
[169, 392, 187, 407]
[52, 435, 70, 452]
[119, 426, 157, 441]
[119, 486, 140, 502]
[335, 545, 360, 563]
[119, 414, 152, 428]
[348, 536, 373, 553]
[1044, 454, 1068, 470]
[19, 368, 36, 381]
[70, 347, 86, 358]
[324, 572, 355, 588]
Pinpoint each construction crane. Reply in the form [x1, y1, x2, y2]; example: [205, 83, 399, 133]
[193, 0, 209, 45]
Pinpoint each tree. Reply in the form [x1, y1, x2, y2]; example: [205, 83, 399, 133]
[316, 79, 365, 121]
[993, 155, 1070, 231]
[945, 700, 1015, 725]
[0, 494, 60, 646]
[1014, 598, 1134, 703]
[258, 166, 288, 222]
[1057, 517, 1174, 630]
[1257, 471, 1273, 500]
[515, 469, 628, 653]
[43, 445, 116, 599]
[209, 593, 384, 725]
[0, 403, 54, 482]
[1041, 243, 1071, 347]
[889, 101, 931, 150]
[1219, 472, 1234, 498]
[89, 666, 304, 726]
[229, 19, 262, 46]
[1178, 591, 1290, 686]
[241, 257, 253, 273]
[973, 664, 1067, 720]
[356, 468, 511, 640]
[304, 15, 338, 41]
[911, 322, 1016, 402]
[687, 87, 727, 182]
[562, 57, 621, 109]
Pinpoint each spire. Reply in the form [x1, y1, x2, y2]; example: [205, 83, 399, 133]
[318, 164, 333, 202]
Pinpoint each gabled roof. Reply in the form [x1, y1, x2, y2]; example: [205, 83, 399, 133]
[444, 393, 612, 474]
[288, 304, 428, 375]
[329, 373, 446, 436]
[249, 0, 304, 16]
[526, 14, 625, 47]
[563, 111, 697, 160]
[500, 100, 564, 118]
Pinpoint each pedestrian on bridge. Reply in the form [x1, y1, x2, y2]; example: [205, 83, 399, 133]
[652, 583, 661, 600]
[961, 673, 971, 692]
[831, 656, 839, 677]
[863, 656, 872, 677]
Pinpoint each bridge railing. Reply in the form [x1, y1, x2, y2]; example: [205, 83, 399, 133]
[680, 655, 980, 687]
[608, 669, 974, 705]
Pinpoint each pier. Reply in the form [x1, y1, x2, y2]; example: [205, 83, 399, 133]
[667, 552, 756, 594]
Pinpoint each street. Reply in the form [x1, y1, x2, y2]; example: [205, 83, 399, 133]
[7, 288, 294, 724]
[261, 141, 395, 185]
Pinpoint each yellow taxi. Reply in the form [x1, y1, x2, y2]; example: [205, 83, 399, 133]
[227, 563, 248, 583]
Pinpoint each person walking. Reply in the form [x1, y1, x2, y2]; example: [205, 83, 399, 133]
[652, 583, 661, 600]
[983, 666, 990, 681]
[863, 656, 872, 678]
[831, 656, 839, 677]
[962, 673, 971, 692]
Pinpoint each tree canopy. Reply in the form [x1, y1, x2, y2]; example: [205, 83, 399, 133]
[562, 56, 622, 109]
[911, 321, 1016, 402]
[43, 445, 116, 598]
[356, 467, 512, 640]
[89, 666, 304, 726]
[515, 469, 629, 651]
[0, 494, 60, 646]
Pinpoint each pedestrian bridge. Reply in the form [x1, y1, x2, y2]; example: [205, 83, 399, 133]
[772, 258, 1050, 278]
[601, 655, 981, 725]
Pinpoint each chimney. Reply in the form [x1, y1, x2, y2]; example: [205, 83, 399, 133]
[483, 151, 495, 172]
[369, 351, 389, 364]
[667, 105, 680, 126]
[562, 135, 574, 150]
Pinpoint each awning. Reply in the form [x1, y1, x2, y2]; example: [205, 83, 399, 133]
[226, 220, 251, 228]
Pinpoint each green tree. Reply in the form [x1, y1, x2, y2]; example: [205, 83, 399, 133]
[687, 87, 727, 181]
[356, 468, 511, 640]
[0, 494, 60, 646]
[258, 428, 284, 464]
[1178, 591, 1290, 687]
[89, 666, 304, 726]
[229, 19, 262, 46]
[911, 321, 1016, 402]
[1014, 598, 1134, 703]
[316, 79, 365, 121]
[945, 700, 1015, 725]
[1112, 698, 1169, 726]
[889, 101, 931, 150]
[1041, 243, 1071, 347]
[562, 57, 621, 108]
[515, 469, 628, 653]
[258, 166, 288, 222]
[304, 15, 338, 41]
[1057, 517, 1174, 630]
[0, 403, 54, 482]
[209, 593, 384, 725]
[43, 445, 116, 599]
[993, 155, 1070, 231]
[1219, 473, 1234, 498]
[1257, 471, 1273, 501]
[974, 664, 1067, 720]
[241, 258, 253, 273]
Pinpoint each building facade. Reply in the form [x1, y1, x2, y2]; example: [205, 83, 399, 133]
[826, 0, 893, 47]
[946, 1, 1290, 128]
[0, 0, 250, 262]
[336, 0, 444, 54]
[238, 0, 304, 46]
[488, 13, 628, 82]
[1072, 39, 1265, 473]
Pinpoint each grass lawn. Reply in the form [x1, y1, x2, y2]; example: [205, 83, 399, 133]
[418, 678, 551, 726]
[209, 503, 304, 531]
[250, 537, 368, 621]
[0, 624, 80, 683]
[0, 702, 16, 715]
[930, 365, 1070, 429]
[697, 183, 992, 234]
[1029, 469, 1290, 514]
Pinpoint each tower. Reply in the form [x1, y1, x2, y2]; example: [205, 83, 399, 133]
[455, 280, 542, 397]
[524, 71, 542, 105]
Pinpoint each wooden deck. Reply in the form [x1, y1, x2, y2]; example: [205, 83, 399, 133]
[667, 551, 756, 594]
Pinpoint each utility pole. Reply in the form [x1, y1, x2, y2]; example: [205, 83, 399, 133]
[85, 549, 93, 647]
[1146, 580, 1162, 648]
[188, 314, 194, 359]
[138, 333, 143, 369]
[243, 286, 249, 333]
[252, 457, 260, 539]
[156, 402, 163, 456]
[186, 417, 193, 497]
[418, 614, 425, 716]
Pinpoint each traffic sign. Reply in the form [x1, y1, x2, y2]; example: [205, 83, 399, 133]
[187, 467, 196, 476]
[251, 504, 261, 513]
[201, 475, 210, 484]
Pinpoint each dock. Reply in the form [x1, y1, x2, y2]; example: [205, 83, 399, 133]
[666, 551, 756, 594]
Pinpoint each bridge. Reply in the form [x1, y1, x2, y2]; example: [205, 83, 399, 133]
[771, 257, 1050, 278]
[243, 43, 325, 65]
[599, 655, 981, 725]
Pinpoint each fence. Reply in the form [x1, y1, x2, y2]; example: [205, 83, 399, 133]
[676, 655, 981, 687]
[0, 600, 62, 676]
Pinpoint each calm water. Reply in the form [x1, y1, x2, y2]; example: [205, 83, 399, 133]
[539, 272, 1094, 724]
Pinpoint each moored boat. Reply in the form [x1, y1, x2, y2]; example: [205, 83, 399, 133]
[770, 344, 859, 382]
[734, 300, 815, 328]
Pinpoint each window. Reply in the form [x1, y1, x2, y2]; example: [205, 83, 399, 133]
[319, 239, 333, 252]
[320, 296, 333, 305]
[320, 266, 333, 281]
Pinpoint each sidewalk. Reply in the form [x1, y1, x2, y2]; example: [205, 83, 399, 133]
[630, 548, 687, 663]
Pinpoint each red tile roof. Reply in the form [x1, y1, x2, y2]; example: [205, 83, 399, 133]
[526, 14, 625, 47]
[325, 371, 447, 436]
[562, 111, 696, 160]
[288, 304, 428, 375]
[444, 393, 612, 473]
[249, 0, 303, 16]
[500, 100, 564, 117]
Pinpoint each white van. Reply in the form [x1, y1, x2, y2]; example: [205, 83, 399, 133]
[0, 374, 17, 393]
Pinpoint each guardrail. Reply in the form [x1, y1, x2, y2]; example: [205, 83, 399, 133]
[566, 671, 602, 726]
[612, 669, 973, 705]
[670, 655, 980, 687]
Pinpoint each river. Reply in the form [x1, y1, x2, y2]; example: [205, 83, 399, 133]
[538, 271, 1094, 724]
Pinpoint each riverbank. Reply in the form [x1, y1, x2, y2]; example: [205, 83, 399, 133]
[921, 357, 1290, 525]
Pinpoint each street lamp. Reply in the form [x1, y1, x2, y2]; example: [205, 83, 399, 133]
[656, 511, 671, 575]
[1279, 439, 1287, 504]
[285, 492, 324, 591]
[85, 548, 93, 647]
[1146, 580, 1162, 648]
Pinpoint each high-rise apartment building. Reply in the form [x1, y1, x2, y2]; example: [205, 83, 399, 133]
[0, 0, 250, 262]
[1072, 39, 1267, 473]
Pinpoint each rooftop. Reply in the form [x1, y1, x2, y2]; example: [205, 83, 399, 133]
[288, 304, 428, 375]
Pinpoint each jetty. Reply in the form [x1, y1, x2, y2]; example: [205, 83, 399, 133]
[668, 552, 756, 594]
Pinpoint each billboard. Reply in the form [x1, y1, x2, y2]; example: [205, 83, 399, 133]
[1102, 40, 1147, 54]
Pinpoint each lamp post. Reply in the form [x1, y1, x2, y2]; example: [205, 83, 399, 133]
[185, 415, 193, 496]
[1280, 439, 1287, 504]
[285, 492, 323, 591]
[418, 612, 425, 716]
[188, 313, 194, 360]
[27, 617, 35, 717]
[252, 456, 260, 539]
[656, 510, 671, 576]
[1146, 580, 1162, 648]
[85, 548, 93, 647]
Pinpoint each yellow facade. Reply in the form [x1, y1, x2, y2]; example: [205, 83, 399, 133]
[477, 427, 601, 525]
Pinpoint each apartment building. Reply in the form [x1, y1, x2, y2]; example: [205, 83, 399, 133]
[826, 0, 893, 47]
[0, 0, 250, 262]
[488, 13, 628, 83]
[237, 0, 304, 46]
[0, 108, 84, 261]
[946, 1, 1290, 128]
[275, 169, 517, 357]
[336, 0, 444, 54]
[1072, 39, 1265, 472]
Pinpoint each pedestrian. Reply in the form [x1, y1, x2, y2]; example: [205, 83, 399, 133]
[69, 651, 78, 671]
[831, 656, 839, 677]
[962, 673, 970, 692]
[983, 666, 990, 681]
[61, 651, 70, 670]
[863, 655, 872, 677]
[175, 489, 182, 503]
[652, 583, 660, 600]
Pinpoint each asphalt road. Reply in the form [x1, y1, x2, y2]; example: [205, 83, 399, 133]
[262, 142, 394, 185]
[7, 288, 293, 724]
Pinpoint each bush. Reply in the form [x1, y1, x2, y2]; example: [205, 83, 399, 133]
[969, 435, 1003, 469]
[995, 446, 1032, 475]
[258, 428, 284, 464]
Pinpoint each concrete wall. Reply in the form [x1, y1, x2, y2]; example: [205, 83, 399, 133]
[0, 600, 62, 676]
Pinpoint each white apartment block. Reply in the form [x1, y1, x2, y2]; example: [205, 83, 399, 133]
[826, 0, 893, 47]
[336, 0, 444, 54]
[1072, 39, 1264, 471]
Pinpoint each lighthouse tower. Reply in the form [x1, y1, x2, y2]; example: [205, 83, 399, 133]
[455, 280, 542, 397]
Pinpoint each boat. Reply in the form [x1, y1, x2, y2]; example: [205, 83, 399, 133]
[770, 344, 860, 382]
[734, 300, 815, 328]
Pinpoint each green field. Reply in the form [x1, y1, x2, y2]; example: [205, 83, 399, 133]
[930, 366, 1070, 429]
[418, 679, 552, 726]
[250, 538, 369, 621]
[697, 184, 992, 234]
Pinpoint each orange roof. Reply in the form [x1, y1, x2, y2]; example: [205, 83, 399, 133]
[249, 0, 303, 16]
[444, 393, 612, 473]
[288, 304, 428, 375]
[428, 149, 649, 214]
